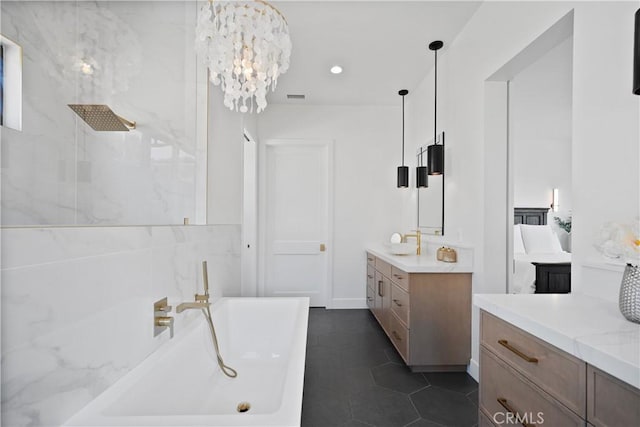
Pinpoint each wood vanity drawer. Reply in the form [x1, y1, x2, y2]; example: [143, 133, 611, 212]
[587, 365, 640, 427]
[366, 284, 375, 310]
[478, 409, 496, 427]
[391, 266, 409, 291]
[481, 310, 586, 416]
[480, 348, 584, 427]
[389, 312, 409, 362]
[375, 258, 392, 278]
[367, 265, 375, 290]
[390, 283, 409, 327]
[366, 252, 376, 267]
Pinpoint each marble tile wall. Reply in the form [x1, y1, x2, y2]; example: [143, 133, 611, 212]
[0, 1, 206, 226]
[1, 224, 241, 427]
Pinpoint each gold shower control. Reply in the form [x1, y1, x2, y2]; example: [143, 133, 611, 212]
[153, 297, 174, 337]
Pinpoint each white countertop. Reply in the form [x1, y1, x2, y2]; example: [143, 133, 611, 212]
[367, 245, 473, 273]
[474, 293, 640, 389]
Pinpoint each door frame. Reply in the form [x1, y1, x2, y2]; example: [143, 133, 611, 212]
[257, 139, 334, 307]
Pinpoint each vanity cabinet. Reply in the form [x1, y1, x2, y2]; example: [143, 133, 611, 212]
[479, 310, 640, 426]
[366, 252, 471, 371]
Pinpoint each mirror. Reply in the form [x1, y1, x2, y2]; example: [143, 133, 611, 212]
[0, 1, 207, 227]
[417, 132, 444, 235]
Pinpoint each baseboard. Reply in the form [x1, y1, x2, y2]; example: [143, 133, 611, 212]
[329, 298, 368, 309]
[467, 358, 479, 382]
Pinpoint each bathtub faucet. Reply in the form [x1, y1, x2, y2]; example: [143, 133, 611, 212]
[177, 261, 211, 313]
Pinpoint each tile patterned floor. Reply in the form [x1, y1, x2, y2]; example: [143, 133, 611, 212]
[302, 308, 478, 427]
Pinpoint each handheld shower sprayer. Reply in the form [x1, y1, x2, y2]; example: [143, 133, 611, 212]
[202, 261, 210, 298]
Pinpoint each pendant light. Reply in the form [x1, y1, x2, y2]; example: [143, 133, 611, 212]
[417, 146, 428, 188]
[427, 40, 444, 175]
[397, 89, 409, 188]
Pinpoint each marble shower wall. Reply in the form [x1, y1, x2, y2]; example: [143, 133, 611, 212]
[1, 224, 241, 427]
[1, 1, 206, 226]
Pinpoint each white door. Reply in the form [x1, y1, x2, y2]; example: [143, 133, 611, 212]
[259, 140, 332, 307]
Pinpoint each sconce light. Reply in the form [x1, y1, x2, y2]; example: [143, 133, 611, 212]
[397, 89, 409, 188]
[551, 188, 560, 212]
[427, 40, 444, 175]
[417, 146, 428, 188]
[634, 8, 639, 95]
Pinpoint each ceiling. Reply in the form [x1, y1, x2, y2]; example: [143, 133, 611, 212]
[267, 1, 482, 107]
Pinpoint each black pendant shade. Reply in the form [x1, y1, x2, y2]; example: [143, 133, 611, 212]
[428, 143, 444, 175]
[397, 166, 409, 188]
[634, 8, 639, 95]
[416, 166, 428, 187]
[397, 89, 409, 188]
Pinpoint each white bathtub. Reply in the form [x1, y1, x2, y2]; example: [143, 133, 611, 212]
[64, 297, 309, 427]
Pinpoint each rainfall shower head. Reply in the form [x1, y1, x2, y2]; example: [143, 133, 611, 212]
[68, 104, 136, 131]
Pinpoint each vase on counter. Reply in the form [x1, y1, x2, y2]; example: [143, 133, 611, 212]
[619, 264, 640, 324]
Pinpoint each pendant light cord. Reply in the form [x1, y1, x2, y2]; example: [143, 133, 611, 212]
[402, 93, 405, 166]
[434, 48, 437, 144]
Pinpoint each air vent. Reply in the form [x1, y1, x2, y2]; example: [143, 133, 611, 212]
[287, 94, 306, 100]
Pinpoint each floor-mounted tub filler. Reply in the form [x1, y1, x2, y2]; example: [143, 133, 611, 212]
[64, 297, 309, 427]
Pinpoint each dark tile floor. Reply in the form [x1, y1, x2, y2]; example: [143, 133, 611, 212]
[302, 308, 479, 427]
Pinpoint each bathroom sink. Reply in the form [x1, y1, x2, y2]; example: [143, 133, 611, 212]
[388, 242, 417, 255]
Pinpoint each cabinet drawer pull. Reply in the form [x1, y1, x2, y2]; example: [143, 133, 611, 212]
[497, 398, 535, 427]
[378, 280, 383, 297]
[498, 339, 538, 363]
[367, 297, 373, 301]
[392, 330, 402, 341]
[393, 274, 403, 280]
[392, 299, 403, 307]
[367, 257, 374, 262]
[367, 274, 373, 279]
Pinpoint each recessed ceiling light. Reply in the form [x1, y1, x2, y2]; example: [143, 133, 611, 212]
[330, 65, 343, 74]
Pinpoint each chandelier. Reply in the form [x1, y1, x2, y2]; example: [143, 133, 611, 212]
[195, 0, 292, 113]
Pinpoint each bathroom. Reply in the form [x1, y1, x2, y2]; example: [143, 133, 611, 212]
[1, 1, 639, 426]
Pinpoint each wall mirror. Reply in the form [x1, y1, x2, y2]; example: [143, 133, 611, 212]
[417, 133, 444, 235]
[0, 1, 207, 227]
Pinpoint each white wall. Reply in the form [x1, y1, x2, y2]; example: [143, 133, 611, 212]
[405, 1, 639, 379]
[511, 37, 573, 212]
[257, 105, 402, 307]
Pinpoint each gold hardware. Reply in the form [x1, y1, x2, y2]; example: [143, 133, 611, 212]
[195, 294, 209, 303]
[320, 243, 326, 252]
[177, 301, 210, 313]
[437, 247, 445, 261]
[155, 316, 174, 327]
[393, 299, 403, 307]
[153, 297, 174, 337]
[392, 330, 402, 341]
[183, 217, 190, 225]
[402, 230, 422, 255]
[497, 398, 535, 427]
[68, 104, 136, 131]
[498, 339, 539, 363]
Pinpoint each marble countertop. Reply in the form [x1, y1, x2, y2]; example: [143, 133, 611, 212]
[366, 245, 473, 273]
[474, 293, 640, 389]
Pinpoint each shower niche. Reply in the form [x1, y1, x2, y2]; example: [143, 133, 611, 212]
[0, 1, 207, 226]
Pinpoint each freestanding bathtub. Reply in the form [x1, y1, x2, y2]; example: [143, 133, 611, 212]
[64, 297, 309, 427]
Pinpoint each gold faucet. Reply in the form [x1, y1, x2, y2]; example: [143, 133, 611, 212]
[176, 301, 210, 313]
[177, 261, 211, 313]
[402, 230, 422, 255]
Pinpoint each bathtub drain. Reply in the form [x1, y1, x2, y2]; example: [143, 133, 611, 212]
[237, 402, 251, 413]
